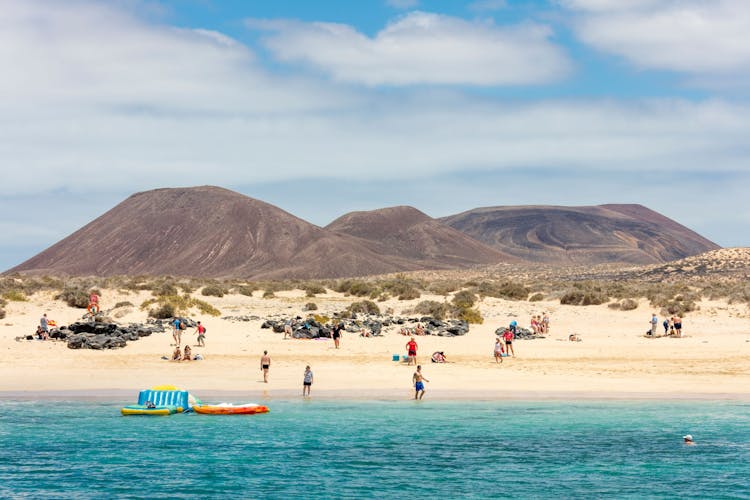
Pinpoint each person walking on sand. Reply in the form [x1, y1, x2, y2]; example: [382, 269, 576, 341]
[406, 337, 418, 365]
[503, 328, 515, 357]
[663, 317, 670, 335]
[494, 337, 504, 363]
[284, 318, 293, 340]
[332, 321, 343, 349]
[413, 365, 429, 400]
[260, 351, 271, 383]
[195, 321, 206, 347]
[650, 313, 658, 337]
[303, 365, 313, 397]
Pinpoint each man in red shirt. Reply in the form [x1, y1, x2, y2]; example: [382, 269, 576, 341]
[195, 321, 206, 347]
[503, 328, 515, 357]
[406, 337, 418, 365]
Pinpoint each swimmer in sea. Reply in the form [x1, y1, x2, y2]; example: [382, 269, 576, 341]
[683, 434, 695, 445]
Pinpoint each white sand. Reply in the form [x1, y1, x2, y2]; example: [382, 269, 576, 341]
[1, 289, 749, 400]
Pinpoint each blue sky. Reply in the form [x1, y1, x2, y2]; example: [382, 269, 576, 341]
[2, 0, 750, 270]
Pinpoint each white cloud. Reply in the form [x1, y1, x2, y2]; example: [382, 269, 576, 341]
[386, 0, 419, 9]
[1, 0, 750, 261]
[247, 12, 572, 85]
[563, 0, 750, 75]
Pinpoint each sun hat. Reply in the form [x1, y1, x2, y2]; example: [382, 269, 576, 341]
[683, 434, 693, 441]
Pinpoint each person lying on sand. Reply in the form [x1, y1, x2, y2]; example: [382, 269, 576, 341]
[569, 333, 582, 342]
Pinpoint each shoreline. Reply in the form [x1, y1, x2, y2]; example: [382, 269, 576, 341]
[3, 388, 750, 402]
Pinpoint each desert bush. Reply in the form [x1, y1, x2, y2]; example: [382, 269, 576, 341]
[151, 282, 178, 297]
[0, 297, 6, 308]
[236, 285, 257, 296]
[452, 290, 477, 309]
[528, 293, 544, 302]
[304, 302, 318, 311]
[348, 300, 380, 315]
[380, 276, 422, 301]
[457, 307, 484, 324]
[3, 290, 27, 302]
[335, 279, 377, 297]
[560, 289, 608, 306]
[56, 287, 90, 308]
[149, 303, 175, 319]
[427, 280, 461, 296]
[475, 281, 529, 301]
[412, 300, 449, 320]
[193, 299, 221, 316]
[114, 301, 134, 308]
[312, 314, 330, 324]
[619, 298, 639, 311]
[201, 285, 226, 298]
[178, 282, 196, 294]
[263, 290, 275, 299]
[304, 284, 327, 297]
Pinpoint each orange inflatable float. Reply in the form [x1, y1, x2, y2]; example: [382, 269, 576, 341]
[193, 403, 269, 415]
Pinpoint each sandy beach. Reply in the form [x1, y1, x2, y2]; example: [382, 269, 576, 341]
[2, 288, 749, 401]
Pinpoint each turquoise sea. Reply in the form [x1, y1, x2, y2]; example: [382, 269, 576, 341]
[1, 399, 748, 499]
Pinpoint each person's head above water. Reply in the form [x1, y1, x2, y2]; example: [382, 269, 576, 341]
[683, 434, 694, 443]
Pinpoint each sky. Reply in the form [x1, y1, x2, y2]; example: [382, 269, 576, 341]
[2, 0, 750, 270]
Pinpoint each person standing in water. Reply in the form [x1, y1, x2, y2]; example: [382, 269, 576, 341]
[412, 365, 429, 400]
[303, 365, 313, 397]
[260, 350, 271, 383]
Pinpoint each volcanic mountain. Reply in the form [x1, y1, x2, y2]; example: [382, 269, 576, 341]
[440, 204, 719, 265]
[326, 206, 516, 267]
[8, 187, 510, 278]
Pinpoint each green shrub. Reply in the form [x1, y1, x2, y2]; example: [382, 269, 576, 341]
[152, 282, 178, 297]
[336, 279, 377, 297]
[528, 293, 544, 302]
[3, 290, 27, 302]
[458, 307, 483, 324]
[304, 302, 318, 311]
[178, 283, 196, 294]
[263, 290, 275, 299]
[236, 285, 257, 296]
[619, 298, 639, 311]
[304, 284, 326, 297]
[150, 303, 175, 319]
[452, 290, 477, 309]
[427, 280, 461, 296]
[380, 276, 422, 301]
[114, 301, 134, 308]
[413, 300, 449, 320]
[560, 285, 608, 306]
[193, 299, 221, 316]
[475, 281, 529, 301]
[56, 287, 90, 308]
[348, 300, 380, 315]
[201, 285, 226, 298]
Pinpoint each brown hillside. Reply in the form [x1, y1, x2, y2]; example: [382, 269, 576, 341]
[8, 187, 419, 279]
[440, 204, 720, 265]
[326, 206, 516, 266]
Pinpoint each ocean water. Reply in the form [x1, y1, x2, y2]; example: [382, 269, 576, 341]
[0, 399, 748, 499]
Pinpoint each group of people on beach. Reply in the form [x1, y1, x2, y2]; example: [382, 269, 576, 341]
[530, 313, 550, 335]
[649, 313, 683, 337]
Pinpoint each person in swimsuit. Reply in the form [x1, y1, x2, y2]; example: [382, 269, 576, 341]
[494, 337, 504, 363]
[683, 434, 695, 445]
[284, 319, 293, 340]
[260, 350, 271, 383]
[182, 345, 192, 361]
[332, 322, 343, 349]
[406, 337, 418, 365]
[413, 365, 429, 400]
[172, 317, 182, 346]
[673, 316, 683, 337]
[503, 328, 515, 357]
[171, 346, 182, 361]
[303, 365, 313, 397]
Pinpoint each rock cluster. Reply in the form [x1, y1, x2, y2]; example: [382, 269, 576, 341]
[260, 314, 470, 338]
[494, 326, 545, 340]
[49, 318, 173, 350]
